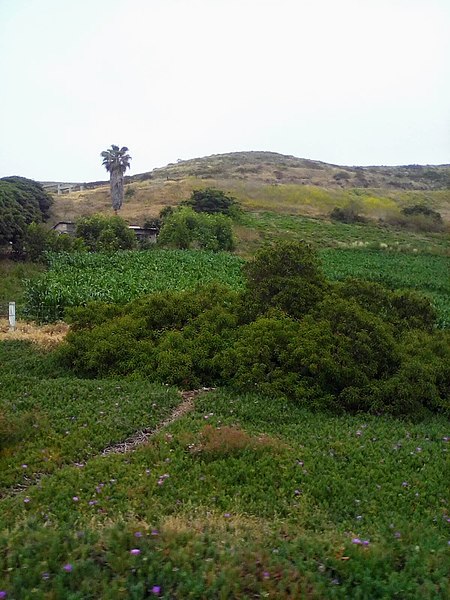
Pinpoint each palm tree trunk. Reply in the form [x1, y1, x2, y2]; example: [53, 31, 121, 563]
[110, 169, 123, 212]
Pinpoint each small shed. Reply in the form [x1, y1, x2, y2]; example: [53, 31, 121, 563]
[128, 226, 159, 244]
[52, 221, 76, 235]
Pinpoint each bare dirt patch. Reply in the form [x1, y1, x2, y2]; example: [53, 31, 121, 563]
[0, 319, 69, 348]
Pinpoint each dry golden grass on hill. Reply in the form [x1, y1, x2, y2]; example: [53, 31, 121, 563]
[48, 152, 450, 226]
[0, 319, 69, 348]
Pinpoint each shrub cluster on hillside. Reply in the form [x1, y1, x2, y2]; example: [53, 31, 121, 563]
[181, 187, 240, 216]
[382, 204, 445, 233]
[58, 242, 449, 417]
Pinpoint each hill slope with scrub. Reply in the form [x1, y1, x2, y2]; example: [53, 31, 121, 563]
[48, 151, 450, 230]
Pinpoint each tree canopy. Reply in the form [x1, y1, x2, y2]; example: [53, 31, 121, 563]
[0, 176, 53, 248]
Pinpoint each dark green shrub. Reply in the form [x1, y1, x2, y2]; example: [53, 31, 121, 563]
[243, 241, 328, 319]
[307, 296, 399, 390]
[58, 284, 240, 385]
[220, 314, 305, 399]
[333, 170, 351, 182]
[330, 200, 367, 224]
[221, 297, 398, 410]
[182, 188, 239, 216]
[336, 278, 437, 333]
[402, 204, 442, 222]
[65, 302, 125, 331]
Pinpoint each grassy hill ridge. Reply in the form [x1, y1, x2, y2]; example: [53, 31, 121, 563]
[47, 151, 450, 229]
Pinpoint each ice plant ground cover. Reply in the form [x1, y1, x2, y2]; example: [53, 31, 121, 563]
[0, 344, 449, 598]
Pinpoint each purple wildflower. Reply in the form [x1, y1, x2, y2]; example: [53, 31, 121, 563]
[394, 532, 401, 539]
[151, 586, 161, 595]
[362, 540, 370, 546]
[22, 464, 27, 469]
[352, 538, 362, 544]
[294, 489, 302, 496]
[0, 592, 6, 599]
[134, 531, 143, 538]
[63, 564, 73, 573]
[130, 549, 141, 556]
[263, 571, 270, 579]
[24, 497, 30, 503]
[42, 572, 50, 580]
[151, 529, 159, 536]
[402, 481, 409, 487]
[224, 513, 231, 518]
[72, 496, 79, 502]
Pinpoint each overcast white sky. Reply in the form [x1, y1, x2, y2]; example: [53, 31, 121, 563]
[0, 0, 449, 181]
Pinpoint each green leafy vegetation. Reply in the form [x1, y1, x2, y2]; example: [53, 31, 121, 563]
[157, 207, 235, 251]
[0, 341, 180, 493]
[239, 210, 449, 254]
[23, 250, 245, 322]
[21, 222, 85, 262]
[55, 243, 449, 417]
[0, 379, 448, 598]
[320, 249, 450, 328]
[75, 214, 137, 252]
[0, 260, 44, 307]
[1, 155, 449, 597]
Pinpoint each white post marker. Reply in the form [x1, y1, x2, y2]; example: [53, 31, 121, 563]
[9, 302, 16, 331]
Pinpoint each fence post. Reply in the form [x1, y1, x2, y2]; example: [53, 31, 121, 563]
[9, 302, 16, 331]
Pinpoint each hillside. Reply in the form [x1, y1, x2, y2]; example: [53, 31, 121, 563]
[47, 151, 450, 227]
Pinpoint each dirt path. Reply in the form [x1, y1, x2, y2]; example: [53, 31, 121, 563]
[2, 388, 212, 499]
[101, 388, 210, 456]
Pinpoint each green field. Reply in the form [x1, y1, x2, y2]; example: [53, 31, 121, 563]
[23, 250, 246, 321]
[239, 211, 449, 255]
[0, 342, 449, 598]
[22, 246, 450, 327]
[2, 208, 449, 597]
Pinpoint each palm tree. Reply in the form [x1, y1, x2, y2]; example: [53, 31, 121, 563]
[100, 145, 132, 213]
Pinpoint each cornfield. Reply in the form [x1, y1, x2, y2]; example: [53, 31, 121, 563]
[24, 250, 245, 322]
[320, 249, 450, 328]
[23, 248, 449, 327]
